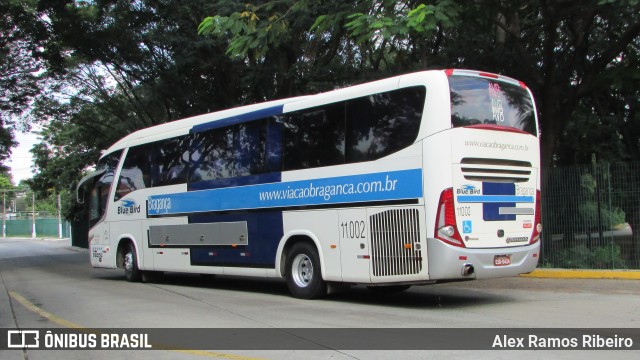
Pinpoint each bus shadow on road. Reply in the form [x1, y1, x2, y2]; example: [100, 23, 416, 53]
[96, 270, 512, 309]
[325, 284, 512, 309]
[157, 273, 292, 297]
[95, 270, 291, 297]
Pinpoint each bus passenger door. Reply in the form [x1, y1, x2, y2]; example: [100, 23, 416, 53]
[85, 170, 116, 268]
[338, 209, 371, 283]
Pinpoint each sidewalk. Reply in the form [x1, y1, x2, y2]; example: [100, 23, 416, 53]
[0, 236, 89, 254]
[0, 236, 70, 242]
[522, 268, 640, 280]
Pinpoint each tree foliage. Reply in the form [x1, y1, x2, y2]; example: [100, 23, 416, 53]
[0, 174, 14, 189]
[26, 0, 245, 216]
[0, 0, 47, 175]
[199, 0, 640, 168]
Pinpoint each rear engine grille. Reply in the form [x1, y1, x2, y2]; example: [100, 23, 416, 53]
[460, 158, 532, 183]
[370, 209, 422, 277]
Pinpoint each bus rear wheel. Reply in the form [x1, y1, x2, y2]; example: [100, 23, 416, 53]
[285, 242, 327, 299]
[123, 243, 142, 282]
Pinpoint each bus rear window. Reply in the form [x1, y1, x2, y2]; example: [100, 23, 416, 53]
[449, 76, 537, 136]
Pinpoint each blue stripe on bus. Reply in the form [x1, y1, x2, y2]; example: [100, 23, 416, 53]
[147, 169, 423, 216]
[191, 105, 284, 134]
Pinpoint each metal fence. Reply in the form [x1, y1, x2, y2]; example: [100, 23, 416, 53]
[2, 218, 72, 238]
[541, 162, 640, 269]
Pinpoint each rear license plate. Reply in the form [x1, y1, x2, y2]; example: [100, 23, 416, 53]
[494, 255, 511, 266]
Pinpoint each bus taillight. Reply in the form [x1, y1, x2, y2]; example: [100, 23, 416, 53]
[435, 188, 465, 248]
[530, 190, 542, 244]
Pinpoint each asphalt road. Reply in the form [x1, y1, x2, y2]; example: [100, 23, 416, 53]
[0, 237, 638, 360]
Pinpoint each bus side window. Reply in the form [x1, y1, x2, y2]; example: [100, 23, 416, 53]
[115, 145, 152, 201]
[156, 135, 190, 186]
[190, 116, 282, 183]
[191, 127, 234, 182]
[266, 117, 283, 172]
[283, 102, 345, 171]
[235, 121, 266, 177]
[346, 86, 425, 163]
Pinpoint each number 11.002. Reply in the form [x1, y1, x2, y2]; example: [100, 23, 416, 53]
[341, 221, 365, 239]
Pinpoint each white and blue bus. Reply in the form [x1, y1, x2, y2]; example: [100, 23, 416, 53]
[78, 69, 541, 299]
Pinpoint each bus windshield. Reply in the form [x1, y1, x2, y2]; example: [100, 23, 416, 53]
[449, 75, 537, 136]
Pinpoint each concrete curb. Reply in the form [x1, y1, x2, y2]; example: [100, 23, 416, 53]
[521, 268, 640, 280]
[42, 237, 71, 242]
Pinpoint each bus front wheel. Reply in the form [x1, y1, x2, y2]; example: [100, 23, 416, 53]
[285, 242, 327, 299]
[123, 243, 142, 282]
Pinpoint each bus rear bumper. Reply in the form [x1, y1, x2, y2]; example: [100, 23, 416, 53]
[426, 238, 540, 281]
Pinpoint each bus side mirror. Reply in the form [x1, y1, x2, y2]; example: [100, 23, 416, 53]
[77, 185, 86, 204]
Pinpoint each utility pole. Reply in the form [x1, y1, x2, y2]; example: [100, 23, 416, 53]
[2, 191, 5, 238]
[58, 193, 62, 238]
[32, 192, 36, 238]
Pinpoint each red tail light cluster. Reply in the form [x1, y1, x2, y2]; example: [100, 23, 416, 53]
[435, 188, 465, 248]
[530, 190, 542, 244]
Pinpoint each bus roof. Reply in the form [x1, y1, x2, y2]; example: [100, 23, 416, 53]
[102, 96, 309, 156]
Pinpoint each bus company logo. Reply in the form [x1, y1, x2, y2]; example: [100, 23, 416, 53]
[148, 197, 172, 214]
[457, 185, 481, 195]
[117, 199, 141, 215]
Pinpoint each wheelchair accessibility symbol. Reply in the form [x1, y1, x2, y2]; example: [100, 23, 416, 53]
[462, 220, 473, 234]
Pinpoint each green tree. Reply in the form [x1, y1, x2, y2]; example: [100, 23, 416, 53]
[200, 0, 640, 168]
[198, 0, 361, 98]
[198, 1, 461, 93]
[24, 0, 249, 218]
[0, 174, 14, 189]
[310, 0, 460, 71]
[0, 0, 47, 174]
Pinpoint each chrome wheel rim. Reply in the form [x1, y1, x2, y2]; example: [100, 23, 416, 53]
[124, 251, 133, 272]
[291, 254, 313, 288]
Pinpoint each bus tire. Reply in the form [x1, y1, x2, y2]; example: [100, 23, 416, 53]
[285, 242, 327, 299]
[123, 243, 142, 282]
